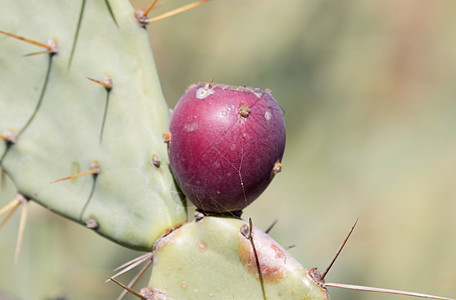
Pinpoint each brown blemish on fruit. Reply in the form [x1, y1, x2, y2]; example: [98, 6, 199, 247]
[181, 282, 188, 290]
[197, 240, 208, 252]
[271, 243, 286, 263]
[140, 287, 168, 299]
[238, 225, 300, 284]
[238, 103, 251, 118]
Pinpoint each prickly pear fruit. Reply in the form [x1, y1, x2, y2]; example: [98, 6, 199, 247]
[168, 83, 286, 213]
[0, 0, 186, 250]
[147, 216, 329, 299]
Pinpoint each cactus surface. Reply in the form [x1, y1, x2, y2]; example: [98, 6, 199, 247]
[0, 0, 186, 250]
[148, 216, 330, 299]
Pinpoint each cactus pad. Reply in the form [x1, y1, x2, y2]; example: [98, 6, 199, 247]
[0, 0, 186, 250]
[148, 216, 330, 299]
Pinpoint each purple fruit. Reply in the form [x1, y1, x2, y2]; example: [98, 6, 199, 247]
[168, 83, 286, 213]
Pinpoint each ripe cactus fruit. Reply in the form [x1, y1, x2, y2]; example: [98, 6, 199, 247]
[0, 0, 186, 250]
[148, 216, 330, 300]
[168, 83, 286, 213]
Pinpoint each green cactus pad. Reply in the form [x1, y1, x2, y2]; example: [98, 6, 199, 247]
[0, 0, 186, 250]
[148, 216, 330, 299]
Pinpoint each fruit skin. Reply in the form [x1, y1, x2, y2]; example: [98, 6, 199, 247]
[168, 83, 286, 213]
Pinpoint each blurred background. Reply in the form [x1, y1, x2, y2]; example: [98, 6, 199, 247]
[1, 0, 456, 299]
